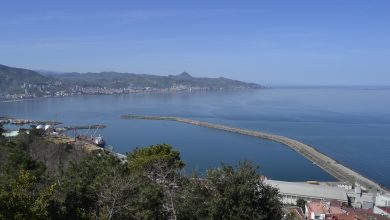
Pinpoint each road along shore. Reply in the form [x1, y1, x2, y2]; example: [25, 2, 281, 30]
[122, 114, 388, 193]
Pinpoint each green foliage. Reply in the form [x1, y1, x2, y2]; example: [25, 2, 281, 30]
[256, 182, 283, 219]
[207, 161, 283, 220]
[127, 144, 186, 220]
[285, 210, 299, 220]
[0, 125, 4, 139]
[0, 140, 46, 183]
[176, 175, 213, 220]
[54, 71, 262, 90]
[127, 181, 166, 220]
[127, 144, 185, 174]
[29, 128, 45, 137]
[0, 132, 55, 220]
[54, 151, 166, 220]
[296, 198, 307, 213]
[13, 130, 87, 175]
[0, 170, 55, 220]
[0, 135, 283, 220]
[55, 152, 122, 219]
[0, 64, 54, 94]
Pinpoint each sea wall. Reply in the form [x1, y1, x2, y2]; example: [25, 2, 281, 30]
[122, 114, 388, 193]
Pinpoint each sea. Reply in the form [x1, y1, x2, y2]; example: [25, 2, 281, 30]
[1, 87, 389, 188]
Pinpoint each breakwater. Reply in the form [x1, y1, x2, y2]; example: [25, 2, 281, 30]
[63, 124, 106, 130]
[122, 114, 388, 193]
[0, 116, 62, 126]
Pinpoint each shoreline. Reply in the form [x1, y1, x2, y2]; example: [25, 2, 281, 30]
[0, 88, 264, 103]
[122, 114, 389, 193]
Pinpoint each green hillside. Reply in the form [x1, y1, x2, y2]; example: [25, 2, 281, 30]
[0, 64, 55, 94]
[0, 64, 263, 100]
[53, 71, 262, 89]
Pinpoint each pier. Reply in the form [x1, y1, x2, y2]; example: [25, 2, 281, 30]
[122, 114, 388, 193]
[63, 124, 106, 130]
[0, 117, 62, 126]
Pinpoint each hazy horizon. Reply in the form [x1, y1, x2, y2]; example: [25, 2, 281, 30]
[1, 0, 389, 86]
[4, 62, 390, 87]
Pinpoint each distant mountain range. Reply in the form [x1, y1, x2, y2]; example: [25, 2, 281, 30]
[0, 64, 263, 100]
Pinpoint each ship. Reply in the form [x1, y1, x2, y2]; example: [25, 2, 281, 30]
[93, 134, 106, 147]
[75, 134, 106, 148]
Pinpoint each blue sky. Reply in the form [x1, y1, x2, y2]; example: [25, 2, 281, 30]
[0, 0, 389, 85]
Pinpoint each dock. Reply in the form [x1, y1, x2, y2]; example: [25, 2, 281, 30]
[122, 114, 388, 193]
[63, 124, 106, 130]
[0, 117, 62, 126]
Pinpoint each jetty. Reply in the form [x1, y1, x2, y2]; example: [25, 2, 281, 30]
[63, 124, 106, 130]
[122, 114, 388, 193]
[0, 116, 62, 126]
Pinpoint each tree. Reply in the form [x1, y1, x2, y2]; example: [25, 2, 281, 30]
[127, 144, 185, 220]
[0, 170, 56, 220]
[285, 210, 299, 220]
[257, 183, 283, 220]
[54, 150, 166, 220]
[56, 151, 123, 219]
[96, 169, 134, 220]
[296, 198, 307, 213]
[0, 124, 5, 140]
[29, 127, 46, 137]
[0, 140, 46, 182]
[127, 144, 185, 178]
[176, 174, 212, 220]
[207, 161, 283, 220]
[0, 140, 285, 220]
[96, 167, 165, 220]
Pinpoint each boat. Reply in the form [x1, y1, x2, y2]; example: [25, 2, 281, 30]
[93, 134, 106, 147]
[75, 134, 106, 148]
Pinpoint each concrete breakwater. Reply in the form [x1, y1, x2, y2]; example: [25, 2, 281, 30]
[122, 114, 388, 193]
[63, 124, 106, 130]
[0, 116, 62, 126]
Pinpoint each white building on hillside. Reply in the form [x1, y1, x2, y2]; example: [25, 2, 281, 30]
[376, 192, 390, 207]
[346, 185, 374, 209]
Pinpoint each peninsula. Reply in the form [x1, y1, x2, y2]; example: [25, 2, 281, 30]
[122, 114, 388, 193]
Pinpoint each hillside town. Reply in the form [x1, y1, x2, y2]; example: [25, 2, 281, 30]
[0, 64, 263, 101]
[0, 82, 225, 101]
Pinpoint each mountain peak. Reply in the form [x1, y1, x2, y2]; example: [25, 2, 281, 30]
[178, 72, 192, 78]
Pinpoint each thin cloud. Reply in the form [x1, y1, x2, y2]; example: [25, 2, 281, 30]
[0, 9, 237, 27]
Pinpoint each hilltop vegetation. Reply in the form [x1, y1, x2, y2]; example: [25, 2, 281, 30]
[0, 64, 59, 95]
[0, 64, 263, 100]
[0, 127, 282, 220]
[0, 64, 51, 84]
[52, 71, 262, 89]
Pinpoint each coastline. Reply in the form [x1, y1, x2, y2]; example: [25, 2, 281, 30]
[0, 88, 263, 103]
[122, 114, 389, 193]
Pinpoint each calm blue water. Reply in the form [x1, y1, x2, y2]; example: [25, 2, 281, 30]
[1, 88, 389, 187]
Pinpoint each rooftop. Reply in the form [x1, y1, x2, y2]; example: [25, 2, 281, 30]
[329, 213, 389, 220]
[265, 180, 348, 202]
[307, 201, 345, 215]
[377, 206, 390, 213]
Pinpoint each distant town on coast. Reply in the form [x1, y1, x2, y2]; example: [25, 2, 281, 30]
[0, 64, 263, 101]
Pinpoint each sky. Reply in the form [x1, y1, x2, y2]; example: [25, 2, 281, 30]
[0, 0, 389, 86]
